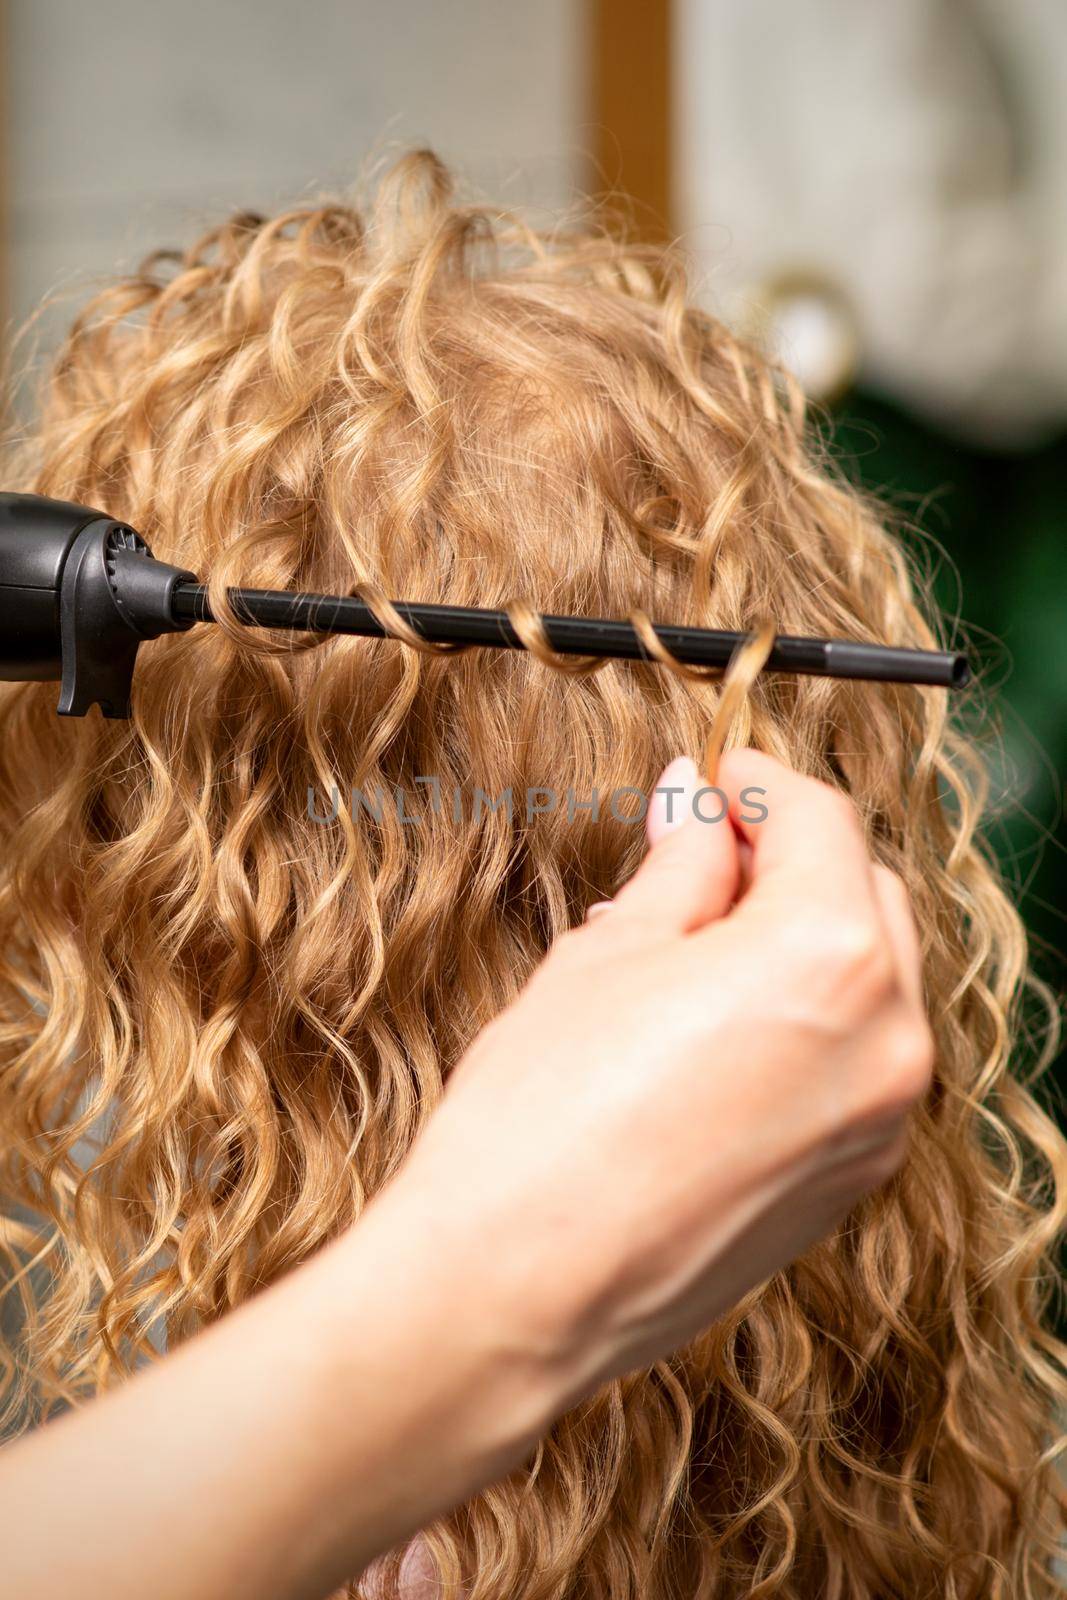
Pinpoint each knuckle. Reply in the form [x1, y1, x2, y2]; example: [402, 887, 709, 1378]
[872, 862, 907, 901]
[817, 781, 862, 832]
[873, 863, 921, 931]
[879, 1016, 936, 1105]
[814, 913, 894, 1002]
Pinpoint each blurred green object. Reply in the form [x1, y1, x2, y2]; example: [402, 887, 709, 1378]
[829, 391, 1066, 1096]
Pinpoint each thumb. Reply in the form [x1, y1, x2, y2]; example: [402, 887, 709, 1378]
[610, 756, 740, 936]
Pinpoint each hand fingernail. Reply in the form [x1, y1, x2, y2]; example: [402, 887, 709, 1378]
[647, 755, 700, 844]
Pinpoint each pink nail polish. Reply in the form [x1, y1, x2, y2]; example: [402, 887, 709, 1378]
[648, 756, 699, 839]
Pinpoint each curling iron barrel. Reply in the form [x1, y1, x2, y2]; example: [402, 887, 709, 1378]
[0, 492, 970, 720]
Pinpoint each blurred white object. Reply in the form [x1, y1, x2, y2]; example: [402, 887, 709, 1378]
[746, 271, 859, 403]
[675, 0, 1067, 444]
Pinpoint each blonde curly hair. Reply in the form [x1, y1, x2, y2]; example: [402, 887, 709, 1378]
[1, 149, 1064, 1598]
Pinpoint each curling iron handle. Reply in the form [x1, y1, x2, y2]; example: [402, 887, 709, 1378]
[0, 492, 102, 681]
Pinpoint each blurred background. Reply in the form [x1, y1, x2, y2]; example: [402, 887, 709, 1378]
[1, 0, 1064, 1068]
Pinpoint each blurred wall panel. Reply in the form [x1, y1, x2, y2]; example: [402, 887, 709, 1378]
[673, 0, 1067, 445]
[7, 0, 586, 337]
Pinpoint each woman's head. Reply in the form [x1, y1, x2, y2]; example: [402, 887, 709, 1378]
[1, 149, 1063, 1597]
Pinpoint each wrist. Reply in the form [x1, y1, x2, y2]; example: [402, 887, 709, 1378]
[298, 1170, 571, 1569]
[364, 1133, 625, 1420]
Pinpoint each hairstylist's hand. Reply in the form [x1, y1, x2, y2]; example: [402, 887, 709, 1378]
[389, 749, 935, 1405]
[0, 750, 936, 1600]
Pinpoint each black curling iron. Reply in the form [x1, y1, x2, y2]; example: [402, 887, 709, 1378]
[0, 493, 970, 719]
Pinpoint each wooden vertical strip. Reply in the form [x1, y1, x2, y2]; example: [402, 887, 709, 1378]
[0, 0, 7, 336]
[589, 0, 672, 239]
